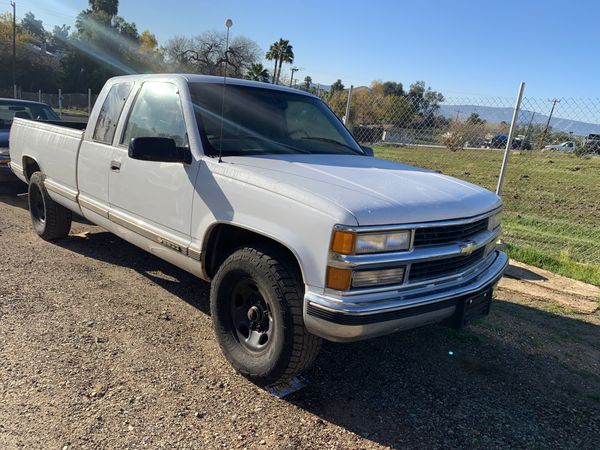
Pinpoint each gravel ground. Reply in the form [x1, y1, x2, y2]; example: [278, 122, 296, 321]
[1, 181, 599, 449]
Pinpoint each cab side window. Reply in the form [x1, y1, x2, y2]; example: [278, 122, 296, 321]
[121, 82, 187, 147]
[92, 82, 133, 144]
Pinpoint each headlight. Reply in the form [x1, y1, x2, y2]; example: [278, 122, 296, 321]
[488, 211, 502, 231]
[331, 229, 411, 255]
[356, 231, 411, 254]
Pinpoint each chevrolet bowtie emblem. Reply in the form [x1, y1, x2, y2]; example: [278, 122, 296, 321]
[459, 241, 478, 255]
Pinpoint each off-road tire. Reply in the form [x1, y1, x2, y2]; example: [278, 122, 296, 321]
[210, 244, 322, 386]
[28, 171, 72, 240]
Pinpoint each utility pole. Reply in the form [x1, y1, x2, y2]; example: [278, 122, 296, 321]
[455, 109, 462, 121]
[289, 67, 299, 87]
[11, 1, 16, 96]
[539, 99, 560, 149]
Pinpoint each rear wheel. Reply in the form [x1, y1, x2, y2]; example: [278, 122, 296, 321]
[28, 171, 72, 240]
[210, 244, 321, 386]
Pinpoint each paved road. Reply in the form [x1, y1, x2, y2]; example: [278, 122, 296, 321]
[0, 181, 598, 449]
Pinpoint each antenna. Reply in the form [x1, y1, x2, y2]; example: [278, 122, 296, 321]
[218, 18, 233, 163]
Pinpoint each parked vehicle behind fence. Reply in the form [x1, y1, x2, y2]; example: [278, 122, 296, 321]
[583, 134, 600, 154]
[544, 141, 576, 153]
[0, 98, 61, 182]
[9, 74, 508, 386]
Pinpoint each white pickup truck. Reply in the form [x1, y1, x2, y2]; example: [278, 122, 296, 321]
[9, 74, 507, 386]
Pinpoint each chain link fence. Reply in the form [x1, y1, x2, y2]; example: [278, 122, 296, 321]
[0, 88, 98, 114]
[315, 84, 600, 280]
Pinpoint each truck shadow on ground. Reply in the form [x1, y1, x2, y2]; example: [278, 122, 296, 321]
[51, 219, 599, 448]
[56, 223, 212, 315]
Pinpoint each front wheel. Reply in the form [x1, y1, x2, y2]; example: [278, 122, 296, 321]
[210, 245, 321, 386]
[28, 171, 72, 240]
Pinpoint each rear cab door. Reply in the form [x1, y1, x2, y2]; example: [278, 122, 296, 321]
[78, 80, 134, 219]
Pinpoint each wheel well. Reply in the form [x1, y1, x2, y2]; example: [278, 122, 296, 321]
[22, 156, 40, 182]
[204, 224, 303, 281]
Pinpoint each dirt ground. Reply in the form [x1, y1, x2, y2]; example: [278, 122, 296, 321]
[1, 181, 599, 449]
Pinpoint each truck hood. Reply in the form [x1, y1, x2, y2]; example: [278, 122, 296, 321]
[220, 154, 502, 225]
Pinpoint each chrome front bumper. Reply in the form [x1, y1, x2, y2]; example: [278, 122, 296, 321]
[304, 250, 508, 342]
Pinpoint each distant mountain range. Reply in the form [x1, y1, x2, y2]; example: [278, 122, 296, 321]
[437, 104, 600, 136]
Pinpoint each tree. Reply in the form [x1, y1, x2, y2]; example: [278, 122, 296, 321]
[0, 13, 61, 90]
[371, 80, 404, 97]
[465, 112, 485, 125]
[407, 81, 444, 127]
[21, 12, 45, 43]
[62, 0, 158, 91]
[139, 30, 158, 53]
[303, 75, 312, 90]
[275, 39, 293, 84]
[265, 38, 294, 84]
[265, 43, 278, 83]
[245, 63, 269, 82]
[330, 79, 344, 92]
[89, 0, 119, 17]
[48, 24, 70, 53]
[163, 31, 261, 78]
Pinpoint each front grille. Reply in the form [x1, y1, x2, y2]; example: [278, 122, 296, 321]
[413, 218, 489, 247]
[408, 247, 485, 282]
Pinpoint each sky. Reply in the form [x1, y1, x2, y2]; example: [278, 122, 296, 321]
[3, 0, 600, 98]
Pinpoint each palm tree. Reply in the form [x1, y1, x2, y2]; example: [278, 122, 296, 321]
[265, 44, 279, 83]
[265, 38, 295, 85]
[303, 75, 312, 91]
[245, 63, 270, 83]
[275, 38, 294, 84]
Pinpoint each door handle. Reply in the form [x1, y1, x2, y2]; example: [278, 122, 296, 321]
[110, 160, 121, 172]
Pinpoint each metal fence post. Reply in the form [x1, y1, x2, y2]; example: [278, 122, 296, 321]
[58, 88, 62, 118]
[38, 89, 41, 103]
[13, 84, 16, 99]
[88, 88, 92, 115]
[343, 85, 353, 125]
[496, 82, 525, 196]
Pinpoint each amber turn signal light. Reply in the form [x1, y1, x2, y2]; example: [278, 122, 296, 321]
[326, 266, 352, 291]
[331, 230, 356, 255]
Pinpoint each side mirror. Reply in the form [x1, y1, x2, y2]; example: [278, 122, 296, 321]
[361, 146, 375, 157]
[128, 137, 191, 164]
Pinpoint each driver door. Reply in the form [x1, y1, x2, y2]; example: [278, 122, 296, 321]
[108, 81, 197, 253]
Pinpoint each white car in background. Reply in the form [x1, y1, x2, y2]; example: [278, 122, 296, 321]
[544, 141, 575, 153]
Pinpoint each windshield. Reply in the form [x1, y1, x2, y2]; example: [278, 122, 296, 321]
[0, 102, 60, 129]
[189, 83, 364, 157]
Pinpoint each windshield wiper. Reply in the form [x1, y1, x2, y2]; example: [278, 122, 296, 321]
[299, 136, 362, 154]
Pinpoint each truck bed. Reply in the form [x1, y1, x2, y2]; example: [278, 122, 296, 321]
[9, 117, 85, 210]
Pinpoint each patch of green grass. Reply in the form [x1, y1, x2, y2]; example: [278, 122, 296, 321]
[504, 243, 600, 287]
[375, 146, 600, 286]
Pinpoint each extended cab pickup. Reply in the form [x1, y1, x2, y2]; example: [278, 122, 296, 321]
[9, 74, 508, 386]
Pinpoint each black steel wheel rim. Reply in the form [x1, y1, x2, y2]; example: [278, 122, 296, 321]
[30, 184, 46, 224]
[230, 277, 273, 352]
